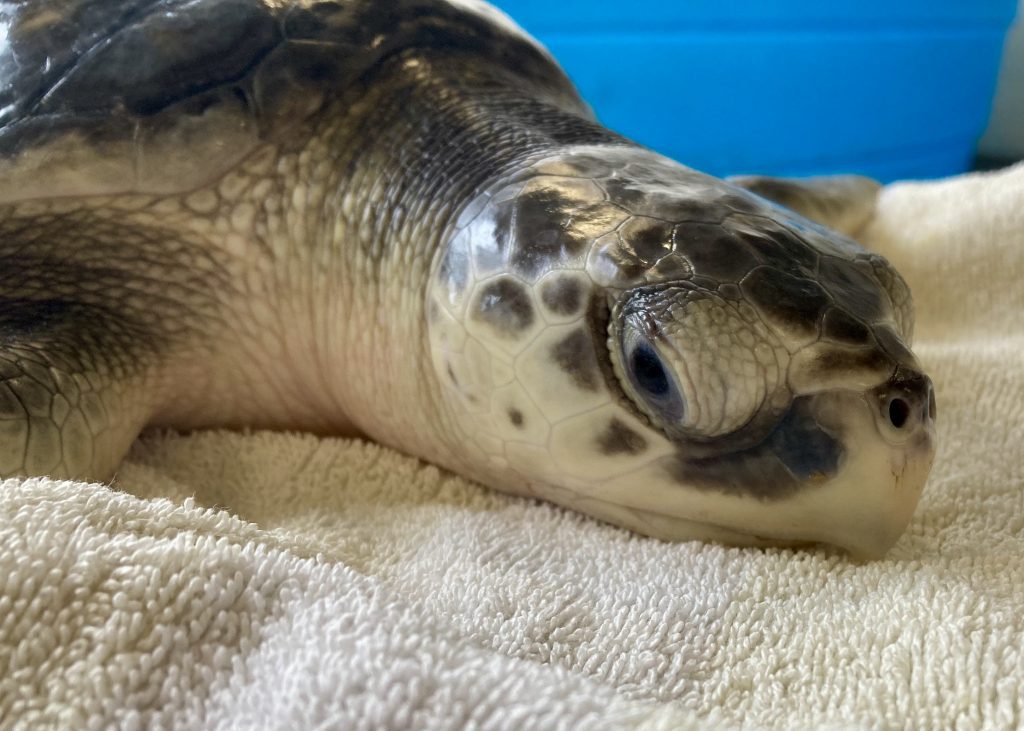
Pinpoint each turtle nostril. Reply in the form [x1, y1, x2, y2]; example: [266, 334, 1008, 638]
[876, 367, 935, 435]
[888, 398, 911, 429]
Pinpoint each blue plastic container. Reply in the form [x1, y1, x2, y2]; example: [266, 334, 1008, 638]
[497, 1, 1018, 181]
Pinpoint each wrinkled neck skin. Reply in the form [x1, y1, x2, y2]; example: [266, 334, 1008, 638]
[244, 49, 614, 460]
[0, 47, 579, 472]
[294, 50, 617, 463]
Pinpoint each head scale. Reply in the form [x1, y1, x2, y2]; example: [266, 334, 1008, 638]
[429, 148, 934, 558]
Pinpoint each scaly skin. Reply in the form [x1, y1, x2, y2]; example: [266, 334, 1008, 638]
[0, 41, 935, 555]
[0, 50, 605, 477]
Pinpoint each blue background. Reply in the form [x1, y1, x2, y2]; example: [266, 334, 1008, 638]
[497, 1, 1019, 181]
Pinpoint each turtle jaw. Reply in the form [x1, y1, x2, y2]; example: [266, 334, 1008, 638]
[792, 387, 936, 559]
[562, 386, 936, 559]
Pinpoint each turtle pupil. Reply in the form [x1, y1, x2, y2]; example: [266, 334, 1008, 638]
[630, 345, 670, 398]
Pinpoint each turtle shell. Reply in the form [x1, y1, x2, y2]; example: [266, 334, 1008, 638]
[0, 0, 576, 202]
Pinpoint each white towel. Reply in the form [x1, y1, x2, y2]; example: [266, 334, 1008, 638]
[2, 163, 1023, 730]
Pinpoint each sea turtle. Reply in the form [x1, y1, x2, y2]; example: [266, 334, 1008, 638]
[0, 0, 935, 557]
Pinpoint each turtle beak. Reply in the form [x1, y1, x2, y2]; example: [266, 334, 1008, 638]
[801, 371, 936, 559]
[577, 371, 937, 559]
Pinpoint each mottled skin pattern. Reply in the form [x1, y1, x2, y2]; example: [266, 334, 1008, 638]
[429, 148, 935, 555]
[0, 0, 936, 556]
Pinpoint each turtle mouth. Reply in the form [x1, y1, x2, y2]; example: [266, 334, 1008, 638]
[663, 367, 937, 500]
[585, 282, 936, 556]
[579, 386, 935, 557]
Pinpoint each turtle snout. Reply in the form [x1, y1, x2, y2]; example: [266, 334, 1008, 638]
[875, 367, 936, 439]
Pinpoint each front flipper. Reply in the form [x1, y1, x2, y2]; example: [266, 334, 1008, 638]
[728, 174, 881, 237]
[0, 299, 159, 481]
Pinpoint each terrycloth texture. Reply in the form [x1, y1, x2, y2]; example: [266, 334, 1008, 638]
[2, 163, 1023, 730]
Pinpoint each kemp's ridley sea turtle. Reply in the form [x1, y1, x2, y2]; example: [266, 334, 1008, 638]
[0, 0, 936, 557]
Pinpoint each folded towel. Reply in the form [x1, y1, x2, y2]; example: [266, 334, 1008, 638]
[2, 163, 1022, 729]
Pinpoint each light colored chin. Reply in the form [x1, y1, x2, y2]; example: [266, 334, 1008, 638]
[533, 394, 936, 560]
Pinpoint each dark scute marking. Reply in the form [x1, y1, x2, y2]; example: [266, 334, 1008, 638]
[670, 443, 798, 499]
[668, 397, 843, 499]
[515, 188, 569, 229]
[674, 223, 760, 281]
[811, 346, 892, 376]
[766, 400, 843, 481]
[655, 197, 730, 224]
[492, 203, 514, 250]
[867, 256, 902, 304]
[729, 216, 819, 274]
[863, 258, 913, 336]
[729, 177, 809, 212]
[872, 325, 915, 365]
[571, 202, 627, 239]
[511, 188, 589, 278]
[649, 254, 693, 281]
[621, 219, 673, 264]
[473, 277, 534, 336]
[591, 234, 648, 283]
[735, 178, 796, 200]
[629, 220, 670, 249]
[507, 408, 524, 428]
[741, 267, 830, 336]
[550, 329, 601, 391]
[603, 177, 649, 209]
[38, 0, 282, 117]
[446, 362, 459, 387]
[715, 191, 765, 215]
[539, 276, 583, 316]
[821, 308, 871, 344]
[596, 418, 648, 456]
[287, 0, 579, 100]
[469, 204, 511, 276]
[2, 0, 589, 167]
[817, 256, 885, 321]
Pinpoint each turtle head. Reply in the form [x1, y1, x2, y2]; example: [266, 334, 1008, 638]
[428, 146, 935, 558]
[605, 279, 935, 559]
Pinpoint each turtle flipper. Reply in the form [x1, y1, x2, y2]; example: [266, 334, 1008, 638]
[0, 299, 158, 481]
[727, 174, 881, 237]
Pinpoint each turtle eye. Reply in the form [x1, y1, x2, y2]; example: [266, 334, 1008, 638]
[622, 339, 686, 424]
[630, 344, 670, 397]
